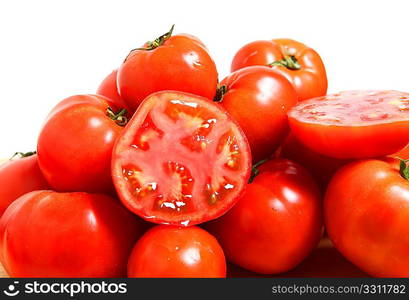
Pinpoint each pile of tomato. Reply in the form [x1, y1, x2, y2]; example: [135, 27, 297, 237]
[1, 25, 409, 278]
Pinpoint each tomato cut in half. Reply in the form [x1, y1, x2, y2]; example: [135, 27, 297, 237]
[288, 90, 409, 159]
[112, 91, 251, 226]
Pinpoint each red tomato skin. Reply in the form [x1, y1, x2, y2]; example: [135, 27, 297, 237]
[128, 225, 226, 278]
[231, 39, 327, 101]
[37, 94, 125, 194]
[219, 66, 297, 162]
[207, 159, 322, 274]
[394, 145, 409, 159]
[325, 159, 409, 277]
[96, 69, 128, 109]
[0, 191, 144, 277]
[279, 134, 350, 191]
[289, 117, 409, 159]
[118, 34, 218, 111]
[0, 155, 49, 216]
[112, 91, 252, 226]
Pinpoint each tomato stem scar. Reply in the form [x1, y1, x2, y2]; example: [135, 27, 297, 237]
[269, 55, 301, 70]
[213, 84, 227, 102]
[106, 107, 128, 126]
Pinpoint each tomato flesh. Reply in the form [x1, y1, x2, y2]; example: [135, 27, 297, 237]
[288, 90, 409, 158]
[112, 91, 251, 226]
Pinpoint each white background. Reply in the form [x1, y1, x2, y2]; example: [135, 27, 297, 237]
[0, 0, 408, 157]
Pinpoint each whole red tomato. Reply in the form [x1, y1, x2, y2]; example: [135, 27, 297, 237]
[288, 90, 409, 159]
[128, 225, 226, 278]
[279, 134, 350, 191]
[117, 25, 218, 111]
[112, 91, 251, 226]
[0, 152, 49, 216]
[216, 66, 297, 162]
[97, 69, 128, 109]
[231, 39, 327, 101]
[207, 159, 322, 274]
[0, 191, 144, 277]
[37, 94, 129, 193]
[325, 158, 409, 277]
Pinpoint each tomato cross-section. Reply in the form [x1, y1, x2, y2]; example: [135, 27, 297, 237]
[288, 90, 409, 159]
[112, 91, 251, 226]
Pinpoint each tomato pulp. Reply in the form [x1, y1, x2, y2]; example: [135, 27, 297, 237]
[112, 91, 251, 226]
[288, 90, 409, 159]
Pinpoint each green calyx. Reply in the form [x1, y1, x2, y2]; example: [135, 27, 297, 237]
[11, 151, 36, 160]
[213, 84, 228, 102]
[249, 159, 268, 183]
[124, 25, 175, 61]
[399, 158, 409, 180]
[269, 55, 301, 70]
[106, 107, 128, 126]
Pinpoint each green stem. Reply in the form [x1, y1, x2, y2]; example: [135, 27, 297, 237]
[11, 151, 36, 160]
[213, 84, 227, 102]
[106, 107, 128, 126]
[249, 159, 268, 183]
[124, 25, 175, 61]
[269, 55, 301, 70]
[398, 158, 409, 180]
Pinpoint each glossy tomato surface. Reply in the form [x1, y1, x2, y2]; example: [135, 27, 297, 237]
[288, 90, 409, 159]
[325, 159, 409, 277]
[0, 153, 49, 216]
[97, 69, 128, 109]
[0, 191, 144, 277]
[231, 39, 327, 101]
[394, 144, 409, 159]
[128, 225, 226, 278]
[112, 91, 251, 226]
[279, 134, 350, 191]
[218, 66, 297, 162]
[37, 94, 128, 193]
[118, 26, 218, 111]
[207, 159, 322, 274]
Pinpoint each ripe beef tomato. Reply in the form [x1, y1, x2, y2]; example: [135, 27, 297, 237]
[37, 94, 129, 193]
[112, 91, 251, 226]
[128, 225, 226, 278]
[231, 39, 327, 101]
[117, 26, 218, 111]
[325, 158, 409, 277]
[0, 191, 144, 277]
[207, 159, 322, 274]
[217, 66, 297, 162]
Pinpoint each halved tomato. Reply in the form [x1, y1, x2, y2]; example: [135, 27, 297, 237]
[112, 91, 251, 226]
[288, 90, 409, 159]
